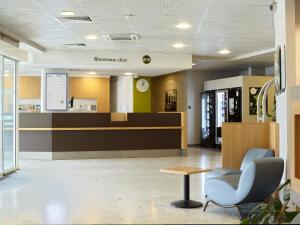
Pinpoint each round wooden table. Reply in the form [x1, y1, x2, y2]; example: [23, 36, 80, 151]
[160, 167, 211, 209]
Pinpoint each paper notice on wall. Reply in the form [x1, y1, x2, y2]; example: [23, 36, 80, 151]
[46, 73, 67, 111]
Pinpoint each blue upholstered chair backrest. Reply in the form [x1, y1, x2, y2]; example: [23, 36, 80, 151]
[240, 148, 275, 171]
[237, 158, 284, 204]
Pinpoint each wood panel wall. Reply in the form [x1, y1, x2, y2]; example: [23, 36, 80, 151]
[69, 77, 110, 112]
[291, 102, 300, 195]
[18, 76, 41, 99]
[222, 122, 279, 169]
[151, 71, 187, 113]
[18, 76, 110, 112]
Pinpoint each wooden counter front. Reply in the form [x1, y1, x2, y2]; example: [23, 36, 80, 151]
[19, 113, 187, 159]
[222, 122, 279, 169]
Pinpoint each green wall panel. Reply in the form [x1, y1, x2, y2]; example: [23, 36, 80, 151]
[133, 77, 151, 112]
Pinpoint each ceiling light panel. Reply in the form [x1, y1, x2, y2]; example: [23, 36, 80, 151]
[61, 11, 75, 16]
[173, 43, 186, 48]
[219, 49, 231, 55]
[176, 22, 192, 29]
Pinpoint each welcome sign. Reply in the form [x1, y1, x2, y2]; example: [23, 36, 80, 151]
[31, 50, 192, 76]
[94, 57, 128, 63]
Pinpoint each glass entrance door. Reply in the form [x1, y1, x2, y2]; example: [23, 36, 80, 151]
[2, 57, 17, 174]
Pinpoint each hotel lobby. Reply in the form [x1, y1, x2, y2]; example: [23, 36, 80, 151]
[0, 0, 299, 224]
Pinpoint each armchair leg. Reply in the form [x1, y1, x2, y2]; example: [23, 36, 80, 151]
[234, 206, 243, 221]
[203, 201, 210, 212]
[203, 200, 244, 221]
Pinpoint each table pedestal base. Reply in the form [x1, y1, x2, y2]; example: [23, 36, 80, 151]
[171, 200, 203, 209]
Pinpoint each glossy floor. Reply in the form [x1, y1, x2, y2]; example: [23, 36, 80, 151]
[0, 148, 239, 225]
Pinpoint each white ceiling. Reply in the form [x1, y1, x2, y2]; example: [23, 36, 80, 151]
[193, 49, 275, 71]
[0, 0, 274, 55]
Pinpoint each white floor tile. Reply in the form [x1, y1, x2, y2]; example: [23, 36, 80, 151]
[0, 147, 239, 225]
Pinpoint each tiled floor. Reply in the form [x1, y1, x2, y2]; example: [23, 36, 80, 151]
[0, 147, 239, 225]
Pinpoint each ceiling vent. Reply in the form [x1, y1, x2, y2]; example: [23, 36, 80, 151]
[102, 33, 141, 41]
[58, 16, 93, 23]
[64, 43, 87, 48]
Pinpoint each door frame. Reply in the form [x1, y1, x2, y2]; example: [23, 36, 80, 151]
[1, 56, 18, 175]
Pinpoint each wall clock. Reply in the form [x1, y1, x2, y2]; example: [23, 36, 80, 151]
[136, 78, 149, 93]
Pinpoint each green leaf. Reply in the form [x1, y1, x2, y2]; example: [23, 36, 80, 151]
[241, 179, 295, 224]
[240, 218, 250, 224]
[260, 214, 272, 224]
[278, 179, 291, 192]
[269, 215, 276, 224]
[284, 211, 299, 223]
[273, 200, 282, 211]
[257, 211, 271, 224]
[283, 193, 290, 202]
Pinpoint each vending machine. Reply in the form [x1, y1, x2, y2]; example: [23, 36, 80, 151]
[228, 88, 242, 122]
[215, 88, 242, 145]
[200, 91, 216, 147]
[215, 90, 228, 145]
[201, 87, 242, 147]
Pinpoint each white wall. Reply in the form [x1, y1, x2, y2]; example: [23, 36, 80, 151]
[204, 76, 243, 91]
[296, 25, 300, 85]
[274, 0, 296, 179]
[186, 70, 209, 145]
[265, 66, 275, 76]
[110, 76, 133, 113]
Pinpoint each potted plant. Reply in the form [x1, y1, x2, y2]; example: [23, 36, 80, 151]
[241, 180, 299, 224]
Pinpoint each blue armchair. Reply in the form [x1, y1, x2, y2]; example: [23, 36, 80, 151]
[205, 148, 275, 181]
[204, 158, 284, 219]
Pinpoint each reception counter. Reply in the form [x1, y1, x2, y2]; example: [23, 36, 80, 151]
[19, 112, 187, 160]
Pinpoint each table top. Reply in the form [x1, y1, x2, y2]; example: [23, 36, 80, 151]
[160, 167, 211, 175]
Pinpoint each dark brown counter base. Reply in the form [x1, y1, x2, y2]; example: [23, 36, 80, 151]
[19, 112, 187, 159]
[20, 129, 182, 152]
[20, 149, 186, 160]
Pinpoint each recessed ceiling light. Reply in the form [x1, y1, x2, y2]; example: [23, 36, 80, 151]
[192, 63, 196, 66]
[219, 49, 231, 55]
[61, 11, 75, 16]
[125, 14, 134, 20]
[85, 35, 98, 40]
[176, 23, 192, 29]
[173, 43, 186, 48]
[124, 72, 135, 76]
[88, 71, 97, 75]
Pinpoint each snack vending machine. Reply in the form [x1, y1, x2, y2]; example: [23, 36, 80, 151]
[215, 90, 228, 145]
[200, 91, 216, 147]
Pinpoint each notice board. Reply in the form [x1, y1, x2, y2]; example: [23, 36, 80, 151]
[46, 73, 68, 111]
